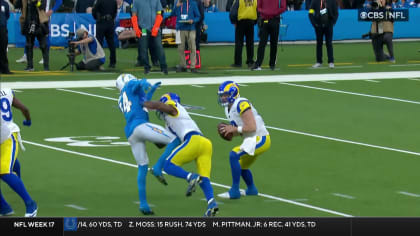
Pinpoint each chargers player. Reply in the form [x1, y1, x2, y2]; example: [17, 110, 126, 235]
[217, 81, 271, 199]
[143, 93, 219, 217]
[0, 88, 37, 217]
[116, 74, 179, 215]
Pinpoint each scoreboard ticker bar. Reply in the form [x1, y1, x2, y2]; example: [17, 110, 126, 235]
[1, 217, 420, 235]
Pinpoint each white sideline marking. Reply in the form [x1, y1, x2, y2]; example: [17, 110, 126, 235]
[320, 81, 336, 84]
[65, 204, 87, 210]
[397, 191, 420, 198]
[364, 80, 380, 83]
[280, 82, 420, 105]
[22, 140, 351, 217]
[101, 87, 115, 90]
[408, 78, 420, 81]
[57, 89, 420, 158]
[3, 71, 420, 89]
[191, 85, 204, 88]
[332, 193, 356, 199]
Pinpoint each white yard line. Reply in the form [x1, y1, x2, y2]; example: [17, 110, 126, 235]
[65, 204, 87, 211]
[397, 191, 420, 198]
[408, 78, 420, 81]
[364, 80, 380, 83]
[3, 71, 420, 89]
[332, 193, 356, 199]
[319, 81, 336, 84]
[191, 85, 204, 88]
[22, 140, 351, 217]
[280, 82, 420, 105]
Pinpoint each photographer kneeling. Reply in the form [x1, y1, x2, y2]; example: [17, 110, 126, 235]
[70, 28, 106, 71]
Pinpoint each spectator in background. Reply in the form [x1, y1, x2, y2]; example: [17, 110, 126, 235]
[15, 0, 63, 66]
[71, 27, 106, 71]
[287, 0, 304, 10]
[204, 0, 218, 12]
[193, 0, 204, 52]
[369, 0, 395, 62]
[73, 0, 94, 13]
[229, 0, 257, 69]
[251, 0, 287, 71]
[92, 0, 118, 68]
[15, 0, 50, 71]
[309, 0, 339, 68]
[172, 0, 201, 73]
[131, 0, 168, 75]
[0, 0, 12, 74]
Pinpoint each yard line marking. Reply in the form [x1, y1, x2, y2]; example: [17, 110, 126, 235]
[65, 204, 87, 210]
[320, 81, 336, 84]
[4, 71, 420, 89]
[101, 87, 115, 90]
[364, 80, 380, 83]
[280, 82, 420, 105]
[57, 89, 420, 158]
[408, 78, 420, 81]
[23, 140, 136, 168]
[397, 191, 420, 198]
[23, 140, 352, 217]
[57, 88, 117, 101]
[332, 193, 356, 199]
[191, 85, 204, 88]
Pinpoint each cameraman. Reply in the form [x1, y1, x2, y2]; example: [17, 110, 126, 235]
[70, 28, 106, 71]
[15, 0, 50, 71]
[369, 0, 395, 62]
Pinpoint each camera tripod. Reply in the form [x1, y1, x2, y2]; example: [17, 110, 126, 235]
[60, 53, 76, 72]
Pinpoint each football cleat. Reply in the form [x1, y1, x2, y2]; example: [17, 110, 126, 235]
[149, 168, 168, 186]
[218, 81, 240, 107]
[24, 201, 38, 217]
[217, 189, 245, 199]
[204, 198, 219, 217]
[186, 173, 202, 197]
[140, 206, 154, 216]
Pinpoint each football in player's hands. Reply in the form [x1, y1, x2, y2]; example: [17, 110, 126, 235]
[217, 122, 233, 141]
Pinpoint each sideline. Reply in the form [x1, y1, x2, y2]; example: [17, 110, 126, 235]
[3, 71, 420, 89]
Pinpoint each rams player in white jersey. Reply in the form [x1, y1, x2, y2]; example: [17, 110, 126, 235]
[217, 81, 271, 199]
[143, 93, 219, 217]
[0, 88, 38, 217]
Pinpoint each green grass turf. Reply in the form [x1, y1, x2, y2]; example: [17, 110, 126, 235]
[2, 79, 420, 217]
[2, 41, 420, 82]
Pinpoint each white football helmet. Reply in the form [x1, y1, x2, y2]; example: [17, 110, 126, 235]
[116, 73, 136, 91]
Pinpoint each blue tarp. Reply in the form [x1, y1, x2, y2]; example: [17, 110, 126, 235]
[7, 9, 420, 47]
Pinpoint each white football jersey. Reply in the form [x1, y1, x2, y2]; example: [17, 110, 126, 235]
[163, 101, 202, 142]
[1, 118, 11, 144]
[224, 97, 269, 138]
[1, 88, 20, 134]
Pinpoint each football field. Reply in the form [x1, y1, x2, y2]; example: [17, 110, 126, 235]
[2, 71, 420, 217]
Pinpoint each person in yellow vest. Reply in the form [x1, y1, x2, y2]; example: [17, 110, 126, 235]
[229, 0, 258, 69]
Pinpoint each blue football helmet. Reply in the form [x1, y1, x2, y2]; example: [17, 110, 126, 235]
[160, 92, 181, 104]
[218, 81, 240, 107]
